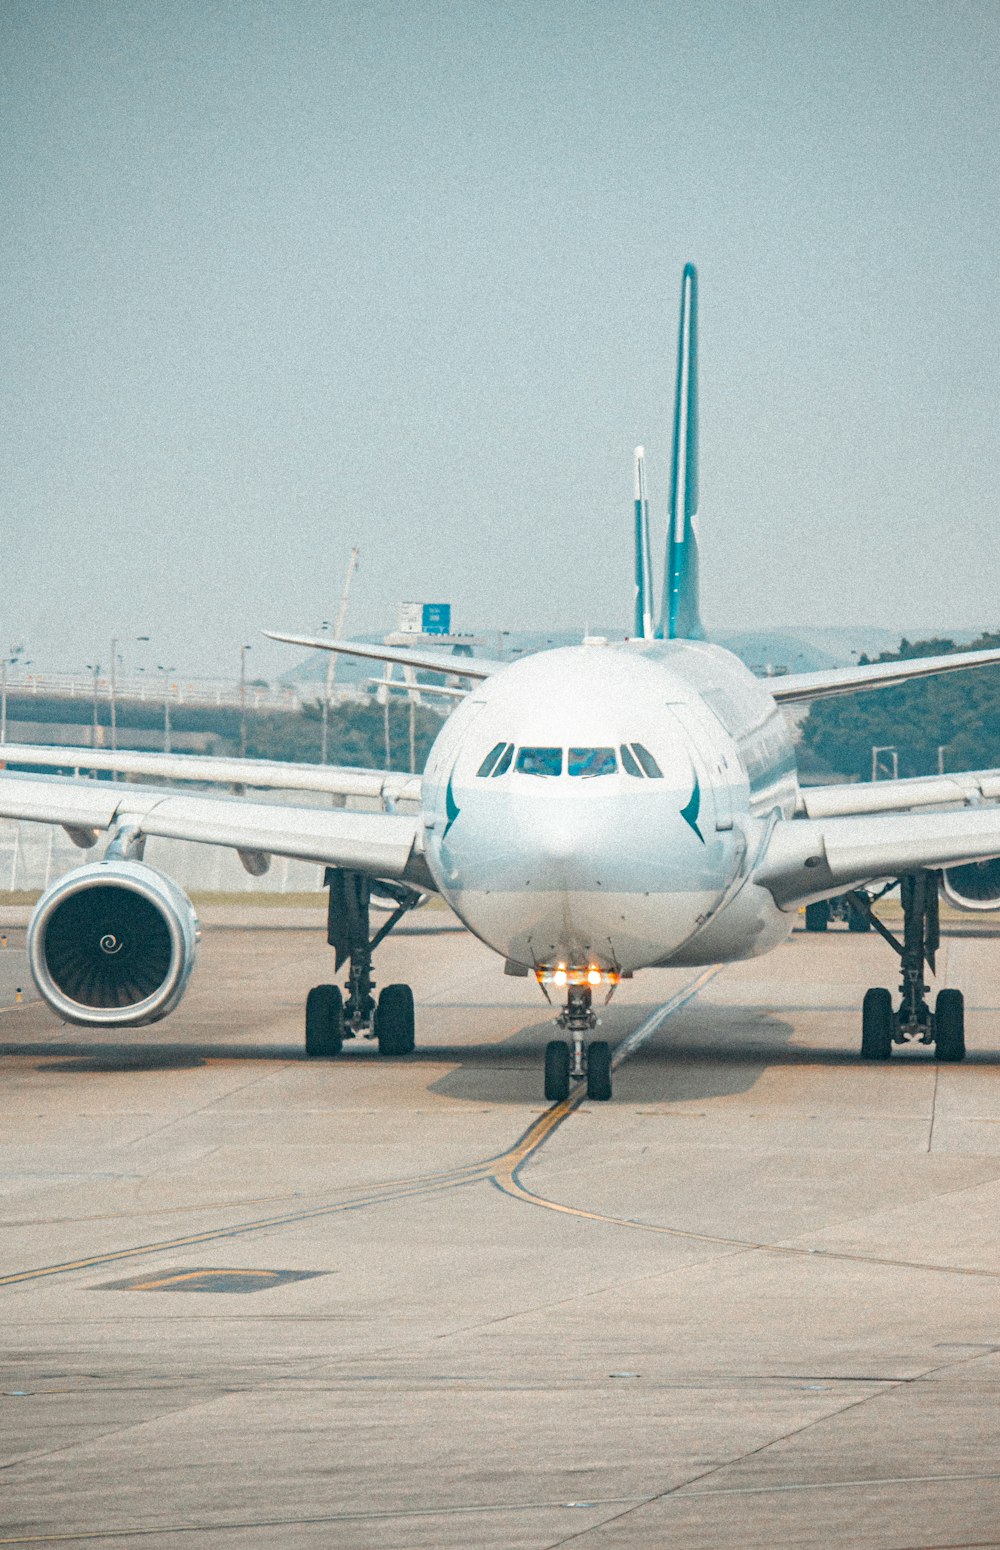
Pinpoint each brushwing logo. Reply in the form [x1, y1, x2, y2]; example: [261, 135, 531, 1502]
[443, 769, 461, 839]
[680, 773, 704, 843]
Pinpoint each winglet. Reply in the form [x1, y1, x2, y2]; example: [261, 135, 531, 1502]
[658, 263, 704, 640]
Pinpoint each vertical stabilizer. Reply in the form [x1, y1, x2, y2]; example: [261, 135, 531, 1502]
[633, 446, 655, 639]
[659, 263, 704, 640]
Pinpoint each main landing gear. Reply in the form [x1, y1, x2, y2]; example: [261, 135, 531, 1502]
[304, 868, 420, 1060]
[544, 986, 613, 1103]
[849, 872, 965, 1063]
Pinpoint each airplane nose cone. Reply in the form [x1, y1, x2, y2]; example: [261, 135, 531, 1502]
[537, 825, 576, 865]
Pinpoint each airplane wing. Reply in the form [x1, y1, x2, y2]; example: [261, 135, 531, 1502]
[757, 805, 1000, 909]
[0, 771, 431, 886]
[0, 744, 421, 805]
[769, 644, 1000, 704]
[797, 768, 1000, 819]
[264, 630, 504, 680]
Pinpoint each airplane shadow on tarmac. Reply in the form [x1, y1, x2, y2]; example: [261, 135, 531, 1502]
[7, 996, 1000, 1093]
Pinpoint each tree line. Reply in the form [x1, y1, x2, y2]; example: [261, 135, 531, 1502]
[798, 633, 1000, 781]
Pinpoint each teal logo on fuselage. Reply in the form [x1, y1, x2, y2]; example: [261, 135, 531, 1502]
[443, 770, 460, 839]
[681, 773, 704, 843]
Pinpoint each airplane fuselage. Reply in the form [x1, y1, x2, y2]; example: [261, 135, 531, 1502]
[420, 639, 799, 975]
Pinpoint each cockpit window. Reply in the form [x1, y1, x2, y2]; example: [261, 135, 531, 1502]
[632, 743, 664, 778]
[491, 743, 514, 777]
[477, 742, 507, 777]
[515, 746, 563, 777]
[619, 743, 643, 778]
[568, 747, 617, 778]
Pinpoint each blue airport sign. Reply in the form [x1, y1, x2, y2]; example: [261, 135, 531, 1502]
[421, 604, 451, 635]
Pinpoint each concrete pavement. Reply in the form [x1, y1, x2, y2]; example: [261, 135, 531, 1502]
[1, 913, 999, 1547]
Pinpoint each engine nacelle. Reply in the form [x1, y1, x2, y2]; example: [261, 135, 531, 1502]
[28, 860, 200, 1026]
[941, 858, 1000, 912]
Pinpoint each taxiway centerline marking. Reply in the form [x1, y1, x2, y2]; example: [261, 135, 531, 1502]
[0, 968, 724, 1289]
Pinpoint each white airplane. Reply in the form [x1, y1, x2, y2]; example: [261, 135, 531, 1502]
[5, 262, 1000, 1101]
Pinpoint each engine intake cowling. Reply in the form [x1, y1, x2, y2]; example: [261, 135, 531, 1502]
[28, 860, 200, 1026]
[941, 858, 1000, 912]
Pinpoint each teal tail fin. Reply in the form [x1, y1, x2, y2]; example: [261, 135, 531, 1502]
[658, 263, 704, 640]
[633, 445, 654, 639]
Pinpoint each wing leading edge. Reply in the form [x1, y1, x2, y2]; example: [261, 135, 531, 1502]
[770, 644, 1000, 705]
[797, 767, 1000, 820]
[0, 744, 421, 805]
[264, 631, 503, 681]
[0, 771, 431, 887]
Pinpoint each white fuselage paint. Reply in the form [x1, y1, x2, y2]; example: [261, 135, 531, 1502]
[419, 640, 799, 975]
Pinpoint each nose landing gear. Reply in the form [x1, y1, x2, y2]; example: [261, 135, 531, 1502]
[851, 871, 965, 1062]
[544, 986, 613, 1102]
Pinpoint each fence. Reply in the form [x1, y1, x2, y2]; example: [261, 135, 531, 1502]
[2, 670, 305, 713]
[0, 820, 326, 896]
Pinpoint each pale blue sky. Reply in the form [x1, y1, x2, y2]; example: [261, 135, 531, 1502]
[2, 1, 998, 678]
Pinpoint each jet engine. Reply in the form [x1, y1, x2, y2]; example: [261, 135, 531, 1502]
[941, 859, 1000, 912]
[27, 860, 200, 1026]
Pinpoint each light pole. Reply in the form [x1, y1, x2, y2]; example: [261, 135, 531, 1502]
[320, 548, 361, 765]
[109, 636, 118, 757]
[239, 645, 251, 758]
[157, 665, 174, 753]
[376, 678, 392, 768]
[871, 745, 898, 782]
[85, 663, 102, 747]
[1, 644, 26, 745]
[319, 619, 332, 765]
[134, 636, 151, 706]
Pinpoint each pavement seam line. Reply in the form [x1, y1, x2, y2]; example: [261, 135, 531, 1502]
[543, 1343, 1000, 1549]
[541, 1378, 915, 1550]
[0, 1496, 645, 1544]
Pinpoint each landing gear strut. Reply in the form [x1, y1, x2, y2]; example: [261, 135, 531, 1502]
[850, 871, 965, 1062]
[304, 868, 420, 1059]
[544, 986, 612, 1102]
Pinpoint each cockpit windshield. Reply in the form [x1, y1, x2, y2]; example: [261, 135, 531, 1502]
[475, 743, 661, 780]
[476, 742, 507, 777]
[568, 747, 617, 778]
[491, 744, 514, 776]
[632, 743, 663, 778]
[515, 747, 563, 777]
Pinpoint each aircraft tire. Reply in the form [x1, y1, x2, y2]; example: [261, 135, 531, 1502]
[305, 984, 344, 1058]
[848, 907, 872, 933]
[586, 1040, 612, 1101]
[805, 902, 829, 932]
[935, 988, 966, 1062]
[544, 1040, 570, 1103]
[375, 983, 415, 1056]
[861, 987, 893, 1061]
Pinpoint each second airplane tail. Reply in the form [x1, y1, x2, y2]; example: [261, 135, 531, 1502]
[658, 262, 704, 641]
[633, 446, 654, 639]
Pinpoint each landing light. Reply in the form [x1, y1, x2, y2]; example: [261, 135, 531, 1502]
[536, 965, 620, 988]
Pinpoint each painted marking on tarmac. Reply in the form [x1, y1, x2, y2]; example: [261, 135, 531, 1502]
[98, 1267, 326, 1293]
[5, 964, 1000, 1290]
[0, 970, 719, 1289]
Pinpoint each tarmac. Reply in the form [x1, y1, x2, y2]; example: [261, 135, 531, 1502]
[1, 906, 1000, 1548]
